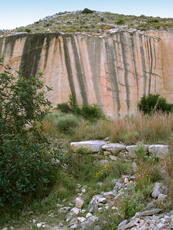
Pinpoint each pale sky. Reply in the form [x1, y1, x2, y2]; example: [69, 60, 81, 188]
[1, 0, 173, 29]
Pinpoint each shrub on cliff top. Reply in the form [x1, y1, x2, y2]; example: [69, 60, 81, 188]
[0, 62, 58, 209]
[81, 8, 94, 14]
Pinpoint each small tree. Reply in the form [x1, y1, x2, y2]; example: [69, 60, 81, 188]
[0, 60, 58, 209]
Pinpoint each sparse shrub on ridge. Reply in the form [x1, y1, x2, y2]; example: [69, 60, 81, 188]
[116, 18, 125, 25]
[81, 8, 94, 14]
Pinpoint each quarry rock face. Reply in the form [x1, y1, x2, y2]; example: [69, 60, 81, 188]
[0, 31, 172, 118]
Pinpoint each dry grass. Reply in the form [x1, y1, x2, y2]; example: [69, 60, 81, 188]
[41, 112, 173, 144]
[15, 10, 173, 34]
[110, 113, 173, 144]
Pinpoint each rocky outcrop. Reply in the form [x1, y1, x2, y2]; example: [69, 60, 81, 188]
[0, 31, 172, 118]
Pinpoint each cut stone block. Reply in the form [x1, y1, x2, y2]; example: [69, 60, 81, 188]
[148, 145, 169, 159]
[102, 143, 126, 154]
[71, 140, 106, 153]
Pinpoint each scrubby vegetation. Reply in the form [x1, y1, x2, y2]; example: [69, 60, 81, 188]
[0, 62, 60, 213]
[1, 62, 173, 228]
[14, 9, 173, 34]
[138, 94, 173, 114]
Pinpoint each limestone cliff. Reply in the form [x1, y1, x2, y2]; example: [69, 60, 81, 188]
[0, 31, 172, 118]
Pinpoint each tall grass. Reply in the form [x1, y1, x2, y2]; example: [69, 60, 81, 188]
[110, 113, 173, 144]
[41, 111, 173, 144]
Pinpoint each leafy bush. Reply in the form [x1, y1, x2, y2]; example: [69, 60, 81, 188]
[116, 18, 125, 25]
[0, 63, 58, 209]
[81, 8, 94, 14]
[57, 103, 71, 113]
[79, 104, 103, 121]
[147, 18, 160, 23]
[138, 94, 173, 114]
[58, 94, 103, 121]
[56, 114, 79, 134]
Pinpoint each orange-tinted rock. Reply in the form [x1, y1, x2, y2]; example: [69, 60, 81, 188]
[0, 31, 172, 118]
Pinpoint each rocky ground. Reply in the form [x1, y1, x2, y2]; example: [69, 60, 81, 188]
[2, 141, 173, 230]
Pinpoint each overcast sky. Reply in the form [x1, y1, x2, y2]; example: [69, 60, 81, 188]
[1, 0, 173, 29]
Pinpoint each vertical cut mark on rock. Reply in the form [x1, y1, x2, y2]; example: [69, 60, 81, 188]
[120, 32, 130, 111]
[139, 34, 147, 96]
[105, 39, 120, 115]
[0, 38, 3, 56]
[148, 37, 154, 94]
[4, 36, 16, 57]
[20, 34, 45, 77]
[44, 35, 53, 69]
[62, 36, 77, 100]
[71, 36, 88, 105]
[130, 33, 139, 97]
[87, 37, 102, 107]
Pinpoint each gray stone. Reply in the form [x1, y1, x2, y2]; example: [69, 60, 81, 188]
[152, 182, 167, 198]
[135, 208, 162, 217]
[102, 143, 126, 154]
[102, 191, 115, 198]
[126, 145, 148, 158]
[149, 145, 169, 159]
[77, 217, 86, 223]
[58, 207, 71, 213]
[109, 155, 117, 161]
[88, 195, 106, 212]
[99, 159, 109, 166]
[75, 197, 84, 209]
[158, 194, 167, 201]
[71, 140, 106, 152]
[118, 220, 128, 228]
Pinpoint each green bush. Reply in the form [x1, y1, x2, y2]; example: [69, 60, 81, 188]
[0, 62, 58, 209]
[81, 8, 94, 14]
[138, 94, 173, 114]
[56, 114, 79, 133]
[147, 18, 160, 23]
[58, 94, 103, 121]
[57, 103, 71, 113]
[79, 104, 103, 121]
[116, 18, 125, 25]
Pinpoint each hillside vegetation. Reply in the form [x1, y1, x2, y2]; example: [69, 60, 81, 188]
[14, 8, 173, 34]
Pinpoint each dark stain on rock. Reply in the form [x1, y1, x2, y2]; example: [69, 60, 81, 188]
[62, 35, 77, 100]
[71, 36, 88, 105]
[105, 39, 121, 115]
[44, 35, 52, 69]
[3, 36, 16, 57]
[120, 32, 130, 111]
[139, 34, 147, 96]
[0, 38, 3, 56]
[20, 34, 46, 77]
[130, 33, 139, 97]
[87, 37, 102, 107]
[148, 37, 154, 94]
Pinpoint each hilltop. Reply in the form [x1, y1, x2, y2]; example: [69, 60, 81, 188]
[14, 8, 173, 34]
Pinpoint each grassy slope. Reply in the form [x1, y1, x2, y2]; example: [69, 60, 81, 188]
[15, 10, 173, 34]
